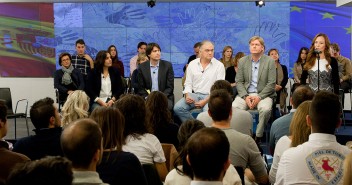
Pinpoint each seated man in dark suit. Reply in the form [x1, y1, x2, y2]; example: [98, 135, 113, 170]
[13, 97, 63, 160]
[137, 42, 174, 111]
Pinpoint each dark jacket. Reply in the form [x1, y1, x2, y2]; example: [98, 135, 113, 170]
[87, 67, 123, 104]
[137, 60, 174, 104]
[54, 68, 85, 101]
[13, 127, 63, 160]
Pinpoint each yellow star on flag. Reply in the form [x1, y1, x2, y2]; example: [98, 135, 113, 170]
[344, 25, 352, 34]
[320, 12, 335, 20]
[291, 6, 302, 13]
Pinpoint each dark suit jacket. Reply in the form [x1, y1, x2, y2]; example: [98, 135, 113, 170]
[53, 68, 85, 101]
[137, 60, 174, 104]
[235, 54, 276, 99]
[87, 67, 123, 104]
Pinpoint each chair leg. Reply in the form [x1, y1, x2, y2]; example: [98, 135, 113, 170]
[14, 117, 17, 139]
[25, 116, 29, 136]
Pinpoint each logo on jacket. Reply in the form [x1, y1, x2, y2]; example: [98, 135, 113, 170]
[306, 149, 345, 185]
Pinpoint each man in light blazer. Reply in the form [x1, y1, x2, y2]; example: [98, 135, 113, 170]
[233, 36, 276, 143]
[137, 42, 174, 111]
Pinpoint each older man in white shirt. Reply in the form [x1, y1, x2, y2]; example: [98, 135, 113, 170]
[174, 40, 225, 123]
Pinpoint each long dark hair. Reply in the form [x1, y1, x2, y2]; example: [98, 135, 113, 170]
[94, 50, 109, 72]
[146, 91, 172, 133]
[304, 33, 332, 70]
[295, 47, 309, 65]
[107, 45, 118, 63]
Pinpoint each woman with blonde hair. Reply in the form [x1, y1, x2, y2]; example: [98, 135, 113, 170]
[269, 101, 312, 184]
[220, 46, 234, 69]
[61, 90, 89, 128]
[225, 52, 245, 97]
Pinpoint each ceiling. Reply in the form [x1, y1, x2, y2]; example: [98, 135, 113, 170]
[0, 0, 350, 7]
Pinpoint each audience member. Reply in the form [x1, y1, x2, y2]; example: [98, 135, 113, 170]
[330, 43, 352, 93]
[71, 39, 94, 80]
[6, 156, 72, 185]
[268, 48, 288, 114]
[301, 33, 339, 94]
[183, 42, 201, 72]
[209, 89, 269, 184]
[269, 85, 314, 152]
[90, 107, 148, 185]
[275, 91, 352, 184]
[233, 36, 276, 143]
[61, 118, 107, 185]
[292, 47, 309, 92]
[225, 51, 245, 97]
[61, 90, 89, 128]
[220, 46, 234, 69]
[131, 53, 149, 93]
[269, 100, 312, 184]
[137, 43, 175, 111]
[13, 97, 63, 160]
[164, 120, 241, 185]
[186, 127, 233, 183]
[54, 52, 85, 103]
[146, 91, 179, 148]
[130, 42, 147, 75]
[343, 152, 352, 185]
[174, 40, 225, 123]
[108, 45, 124, 76]
[0, 102, 29, 183]
[87, 50, 123, 111]
[115, 94, 168, 181]
[197, 80, 253, 136]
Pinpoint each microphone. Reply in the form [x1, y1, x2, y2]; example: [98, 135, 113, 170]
[201, 70, 204, 73]
[314, 50, 322, 54]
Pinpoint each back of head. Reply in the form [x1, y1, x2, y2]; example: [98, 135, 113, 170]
[292, 85, 314, 108]
[178, 120, 206, 151]
[114, 94, 150, 138]
[146, 91, 171, 131]
[90, 106, 125, 151]
[61, 90, 89, 128]
[289, 101, 312, 147]
[61, 118, 102, 169]
[309, 91, 341, 134]
[7, 156, 72, 185]
[186, 127, 229, 181]
[210, 80, 234, 97]
[208, 89, 232, 122]
[30, 97, 55, 129]
[176, 120, 206, 177]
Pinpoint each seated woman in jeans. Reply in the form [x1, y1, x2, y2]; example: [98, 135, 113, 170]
[86, 50, 123, 111]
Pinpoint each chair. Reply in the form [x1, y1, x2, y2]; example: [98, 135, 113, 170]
[141, 164, 163, 185]
[161, 143, 179, 172]
[55, 88, 65, 112]
[0, 88, 29, 139]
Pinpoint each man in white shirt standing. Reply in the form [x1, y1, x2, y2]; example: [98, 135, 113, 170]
[275, 91, 352, 185]
[129, 42, 147, 75]
[174, 40, 225, 123]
